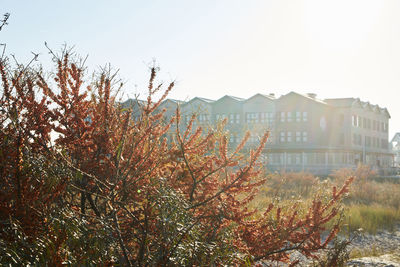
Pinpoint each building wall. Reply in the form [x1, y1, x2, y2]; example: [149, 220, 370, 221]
[180, 98, 213, 133]
[138, 92, 393, 175]
[275, 93, 334, 149]
[242, 94, 275, 146]
[211, 96, 244, 139]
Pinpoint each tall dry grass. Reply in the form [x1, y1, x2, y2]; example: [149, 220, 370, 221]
[254, 166, 400, 234]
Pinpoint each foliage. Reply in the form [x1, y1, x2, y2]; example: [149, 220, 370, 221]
[345, 204, 400, 234]
[0, 45, 353, 266]
[331, 166, 400, 234]
[331, 164, 376, 186]
[263, 172, 319, 199]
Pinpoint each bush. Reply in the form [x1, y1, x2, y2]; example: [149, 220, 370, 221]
[0, 46, 353, 266]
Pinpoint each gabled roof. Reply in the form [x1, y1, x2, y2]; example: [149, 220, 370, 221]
[159, 98, 185, 106]
[382, 107, 391, 118]
[226, 95, 245, 101]
[121, 98, 148, 108]
[324, 98, 356, 107]
[167, 99, 185, 105]
[214, 95, 245, 103]
[371, 104, 379, 112]
[156, 99, 185, 112]
[352, 98, 364, 108]
[279, 91, 327, 105]
[244, 93, 275, 102]
[362, 102, 373, 111]
[196, 97, 214, 103]
[182, 97, 214, 106]
[325, 98, 390, 117]
[391, 133, 400, 143]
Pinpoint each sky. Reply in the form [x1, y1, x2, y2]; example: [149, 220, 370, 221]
[1, 0, 400, 138]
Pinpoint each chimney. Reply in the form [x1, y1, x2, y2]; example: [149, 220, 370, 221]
[269, 93, 275, 98]
[307, 93, 317, 99]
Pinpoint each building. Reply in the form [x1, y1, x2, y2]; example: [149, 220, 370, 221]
[390, 133, 400, 169]
[126, 92, 393, 175]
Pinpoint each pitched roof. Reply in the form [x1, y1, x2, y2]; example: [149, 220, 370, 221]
[245, 93, 275, 102]
[196, 97, 214, 103]
[182, 97, 214, 106]
[391, 133, 400, 143]
[323, 98, 356, 107]
[121, 98, 148, 108]
[166, 99, 185, 105]
[279, 91, 327, 105]
[226, 95, 245, 101]
[214, 95, 245, 103]
[325, 98, 390, 117]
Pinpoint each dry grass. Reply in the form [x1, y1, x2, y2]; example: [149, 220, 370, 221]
[345, 204, 400, 234]
[254, 167, 400, 234]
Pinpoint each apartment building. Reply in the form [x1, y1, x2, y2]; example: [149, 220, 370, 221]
[390, 133, 400, 169]
[125, 92, 393, 175]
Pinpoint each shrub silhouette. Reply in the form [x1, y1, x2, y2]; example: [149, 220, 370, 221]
[0, 47, 353, 266]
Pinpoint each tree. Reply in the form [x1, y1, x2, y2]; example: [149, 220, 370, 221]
[0, 45, 353, 266]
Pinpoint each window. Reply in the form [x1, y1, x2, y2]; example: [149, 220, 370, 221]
[316, 153, 326, 164]
[365, 136, 369, 147]
[230, 114, 235, 124]
[353, 134, 358, 145]
[236, 114, 240, 124]
[267, 131, 274, 143]
[328, 153, 334, 164]
[302, 132, 308, 142]
[296, 131, 301, 142]
[280, 112, 285, 122]
[249, 133, 258, 143]
[287, 154, 292, 165]
[280, 131, 285, 143]
[339, 114, 344, 125]
[295, 153, 301, 164]
[216, 114, 226, 121]
[260, 112, 266, 123]
[296, 111, 301, 122]
[340, 133, 344, 145]
[268, 112, 274, 124]
[198, 114, 210, 123]
[381, 122, 384, 132]
[381, 139, 387, 149]
[363, 118, 367, 129]
[303, 111, 308, 122]
[352, 115, 359, 127]
[358, 116, 362, 128]
[377, 121, 380, 131]
[246, 112, 258, 123]
[287, 112, 292, 122]
[259, 112, 271, 124]
[367, 119, 371, 129]
[287, 131, 292, 142]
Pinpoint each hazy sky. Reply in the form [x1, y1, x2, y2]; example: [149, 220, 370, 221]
[2, 0, 400, 138]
